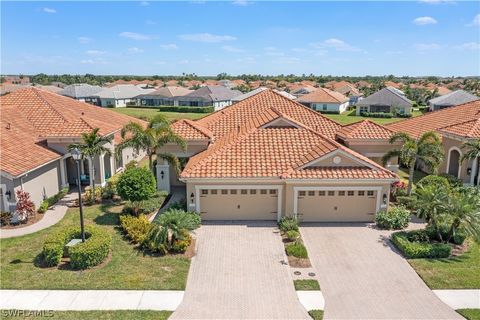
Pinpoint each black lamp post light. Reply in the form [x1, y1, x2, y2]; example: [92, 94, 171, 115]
[71, 147, 86, 243]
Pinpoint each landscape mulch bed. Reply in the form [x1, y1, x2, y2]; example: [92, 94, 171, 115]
[281, 234, 312, 268]
[1, 213, 45, 230]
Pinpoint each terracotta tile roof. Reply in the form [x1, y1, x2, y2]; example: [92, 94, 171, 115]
[192, 89, 342, 140]
[181, 108, 396, 180]
[284, 167, 396, 179]
[439, 118, 480, 139]
[297, 87, 349, 104]
[337, 120, 394, 140]
[387, 100, 480, 138]
[0, 87, 147, 176]
[171, 119, 213, 141]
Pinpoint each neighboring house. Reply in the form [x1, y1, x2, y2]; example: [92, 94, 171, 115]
[356, 87, 413, 116]
[297, 88, 350, 113]
[436, 86, 452, 96]
[135, 86, 193, 106]
[0, 88, 146, 212]
[95, 84, 155, 108]
[232, 87, 296, 102]
[59, 84, 103, 104]
[325, 81, 363, 104]
[1, 75, 30, 85]
[427, 90, 479, 111]
[157, 89, 397, 222]
[387, 100, 480, 185]
[290, 85, 317, 98]
[175, 85, 242, 111]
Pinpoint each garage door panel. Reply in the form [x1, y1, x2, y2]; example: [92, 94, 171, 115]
[200, 189, 278, 220]
[298, 190, 377, 222]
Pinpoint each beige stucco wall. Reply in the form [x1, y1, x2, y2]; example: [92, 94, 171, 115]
[345, 141, 400, 165]
[439, 136, 473, 183]
[160, 142, 209, 157]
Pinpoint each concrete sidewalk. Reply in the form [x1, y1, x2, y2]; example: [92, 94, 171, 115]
[0, 290, 184, 311]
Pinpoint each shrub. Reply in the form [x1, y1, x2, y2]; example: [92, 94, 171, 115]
[15, 190, 35, 221]
[318, 110, 340, 114]
[391, 231, 451, 259]
[0, 212, 11, 226]
[426, 224, 467, 245]
[285, 242, 308, 258]
[391, 181, 408, 200]
[41, 226, 111, 269]
[286, 230, 300, 241]
[156, 209, 201, 231]
[278, 216, 299, 232]
[375, 206, 410, 230]
[439, 173, 463, 188]
[122, 192, 166, 216]
[360, 112, 394, 118]
[38, 201, 49, 213]
[38, 187, 69, 213]
[84, 186, 103, 204]
[102, 174, 120, 199]
[117, 167, 156, 203]
[417, 175, 450, 190]
[130, 105, 214, 113]
[143, 224, 169, 254]
[119, 214, 152, 244]
[171, 230, 192, 253]
[169, 198, 187, 211]
[308, 310, 324, 320]
[125, 160, 138, 170]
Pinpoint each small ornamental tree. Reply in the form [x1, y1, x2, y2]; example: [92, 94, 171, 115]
[117, 167, 156, 215]
[15, 190, 36, 221]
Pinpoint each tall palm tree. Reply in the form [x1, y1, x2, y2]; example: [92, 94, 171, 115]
[382, 131, 444, 195]
[116, 114, 186, 175]
[446, 189, 480, 243]
[69, 128, 113, 199]
[461, 139, 480, 186]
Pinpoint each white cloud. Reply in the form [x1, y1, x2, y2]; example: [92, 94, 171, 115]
[43, 8, 56, 13]
[85, 50, 106, 55]
[140, 1, 149, 6]
[128, 47, 144, 53]
[454, 42, 480, 50]
[160, 44, 178, 50]
[469, 14, 480, 27]
[119, 32, 155, 41]
[414, 43, 442, 51]
[179, 33, 236, 43]
[78, 37, 92, 44]
[311, 38, 361, 52]
[413, 16, 438, 25]
[222, 45, 244, 53]
[418, 0, 455, 4]
[145, 20, 156, 25]
[232, 0, 251, 6]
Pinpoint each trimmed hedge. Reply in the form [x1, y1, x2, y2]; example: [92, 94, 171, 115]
[360, 112, 394, 118]
[318, 110, 340, 114]
[38, 187, 69, 213]
[391, 231, 451, 259]
[119, 214, 152, 244]
[41, 225, 111, 269]
[129, 105, 214, 113]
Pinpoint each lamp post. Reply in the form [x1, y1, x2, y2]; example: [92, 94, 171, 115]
[71, 147, 86, 242]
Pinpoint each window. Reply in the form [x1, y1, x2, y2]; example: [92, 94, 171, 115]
[328, 191, 335, 196]
[260, 189, 267, 194]
[299, 191, 306, 196]
[347, 191, 355, 196]
[241, 189, 248, 195]
[201, 190, 208, 195]
[221, 189, 228, 195]
[211, 190, 218, 195]
[230, 189, 237, 195]
[323, 104, 327, 111]
[319, 191, 326, 196]
[250, 189, 257, 195]
[367, 191, 375, 196]
[308, 191, 315, 196]
[338, 191, 346, 196]
[359, 106, 368, 114]
[269, 189, 277, 195]
[358, 191, 365, 196]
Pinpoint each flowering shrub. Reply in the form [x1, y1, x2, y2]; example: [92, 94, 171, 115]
[15, 190, 35, 221]
[391, 181, 408, 200]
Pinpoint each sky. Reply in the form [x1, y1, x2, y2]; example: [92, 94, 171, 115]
[1, 1, 479, 76]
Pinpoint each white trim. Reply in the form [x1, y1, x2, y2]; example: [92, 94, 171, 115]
[446, 147, 463, 178]
[292, 186, 384, 217]
[299, 149, 377, 171]
[194, 185, 283, 221]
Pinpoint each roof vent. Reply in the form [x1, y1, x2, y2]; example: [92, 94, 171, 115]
[5, 123, 11, 130]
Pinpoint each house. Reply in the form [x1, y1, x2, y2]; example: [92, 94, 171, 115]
[135, 86, 193, 106]
[297, 88, 350, 113]
[1, 75, 30, 85]
[356, 87, 413, 116]
[290, 85, 317, 98]
[387, 100, 480, 185]
[325, 81, 363, 104]
[95, 84, 155, 108]
[0, 88, 146, 213]
[427, 90, 479, 111]
[156, 89, 397, 222]
[175, 85, 242, 111]
[59, 84, 103, 104]
[232, 87, 296, 102]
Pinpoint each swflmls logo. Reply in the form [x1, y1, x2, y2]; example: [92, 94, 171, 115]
[1, 310, 55, 317]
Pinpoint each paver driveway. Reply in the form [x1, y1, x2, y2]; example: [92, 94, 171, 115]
[301, 223, 462, 320]
[171, 222, 310, 320]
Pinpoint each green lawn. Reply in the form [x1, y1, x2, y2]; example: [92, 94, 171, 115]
[323, 109, 423, 125]
[457, 309, 480, 320]
[111, 107, 209, 122]
[293, 279, 321, 291]
[408, 242, 480, 289]
[0, 202, 190, 290]
[0, 310, 172, 320]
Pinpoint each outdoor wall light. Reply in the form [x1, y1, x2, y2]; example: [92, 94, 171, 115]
[160, 170, 164, 179]
[467, 168, 472, 175]
[5, 190, 11, 200]
[383, 193, 388, 205]
[190, 192, 195, 204]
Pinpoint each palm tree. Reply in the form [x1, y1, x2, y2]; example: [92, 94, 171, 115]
[461, 139, 480, 186]
[382, 131, 444, 195]
[413, 185, 449, 242]
[446, 189, 480, 243]
[116, 114, 186, 175]
[68, 128, 113, 200]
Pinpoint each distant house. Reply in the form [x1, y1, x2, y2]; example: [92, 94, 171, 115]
[175, 85, 242, 110]
[290, 85, 317, 98]
[95, 85, 155, 108]
[428, 90, 479, 111]
[356, 87, 413, 116]
[297, 88, 350, 113]
[325, 81, 363, 104]
[1, 75, 30, 85]
[232, 87, 296, 102]
[59, 84, 103, 104]
[135, 86, 193, 106]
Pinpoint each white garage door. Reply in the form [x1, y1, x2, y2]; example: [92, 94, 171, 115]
[199, 188, 278, 220]
[297, 189, 378, 222]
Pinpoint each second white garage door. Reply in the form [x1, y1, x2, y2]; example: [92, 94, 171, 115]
[297, 189, 378, 222]
[199, 188, 278, 220]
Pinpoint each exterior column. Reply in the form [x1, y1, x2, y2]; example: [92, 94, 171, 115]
[98, 153, 106, 187]
[88, 157, 93, 187]
[59, 157, 68, 188]
[156, 160, 171, 193]
[470, 157, 478, 185]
